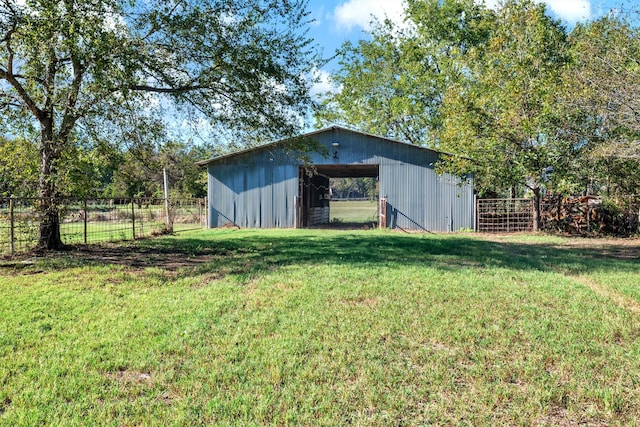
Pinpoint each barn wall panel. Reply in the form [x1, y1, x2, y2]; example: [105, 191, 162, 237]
[208, 154, 298, 228]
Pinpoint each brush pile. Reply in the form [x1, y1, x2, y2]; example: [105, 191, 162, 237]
[541, 196, 639, 236]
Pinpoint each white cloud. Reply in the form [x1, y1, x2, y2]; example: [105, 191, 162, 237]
[332, 0, 406, 32]
[310, 68, 341, 97]
[544, 0, 591, 22]
[481, 0, 500, 8]
[480, 0, 591, 23]
[333, 0, 591, 34]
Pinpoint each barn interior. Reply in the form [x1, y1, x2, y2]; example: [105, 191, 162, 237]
[298, 164, 380, 229]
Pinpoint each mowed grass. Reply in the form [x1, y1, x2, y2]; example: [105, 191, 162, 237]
[330, 200, 378, 224]
[1, 229, 639, 425]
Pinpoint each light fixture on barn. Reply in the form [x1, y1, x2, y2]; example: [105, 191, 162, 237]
[332, 141, 339, 160]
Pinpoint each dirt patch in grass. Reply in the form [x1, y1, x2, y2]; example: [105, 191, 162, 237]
[0, 397, 11, 416]
[476, 233, 639, 261]
[552, 238, 640, 260]
[13, 243, 225, 272]
[106, 369, 153, 384]
[536, 406, 609, 427]
[338, 296, 380, 307]
[68, 244, 221, 270]
[191, 271, 228, 288]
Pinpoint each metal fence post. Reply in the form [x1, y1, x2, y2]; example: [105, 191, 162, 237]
[473, 194, 477, 232]
[131, 198, 136, 239]
[9, 198, 15, 256]
[163, 168, 172, 232]
[83, 199, 88, 244]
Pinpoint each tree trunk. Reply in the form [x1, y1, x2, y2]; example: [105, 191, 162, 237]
[532, 186, 541, 232]
[37, 118, 64, 249]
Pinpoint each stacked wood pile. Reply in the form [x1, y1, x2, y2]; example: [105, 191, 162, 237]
[541, 196, 640, 236]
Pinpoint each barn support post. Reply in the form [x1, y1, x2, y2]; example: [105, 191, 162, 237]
[9, 198, 15, 256]
[379, 197, 387, 229]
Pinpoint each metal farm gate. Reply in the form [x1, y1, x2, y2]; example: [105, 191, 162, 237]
[476, 198, 534, 232]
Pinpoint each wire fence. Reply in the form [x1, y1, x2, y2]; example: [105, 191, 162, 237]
[0, 197, 207, 257]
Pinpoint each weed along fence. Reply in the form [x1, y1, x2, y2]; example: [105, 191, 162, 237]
[477, 196, 640, 235]
[0, 197, 207, 256]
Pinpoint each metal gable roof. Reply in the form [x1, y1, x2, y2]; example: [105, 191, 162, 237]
[195, 125, 455, 166]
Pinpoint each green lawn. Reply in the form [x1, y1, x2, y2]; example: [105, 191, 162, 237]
[1, 229, 639, 425]
[330, 200, 378, 224]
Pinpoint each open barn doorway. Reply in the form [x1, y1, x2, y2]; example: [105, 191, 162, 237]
[298, 164, 380, 229]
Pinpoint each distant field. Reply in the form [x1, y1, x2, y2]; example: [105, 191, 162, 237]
[330, 199, 378, 223]
[1, 229, 639, 425]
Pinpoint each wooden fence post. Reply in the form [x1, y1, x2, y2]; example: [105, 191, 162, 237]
[131, 198, 136, 240]
[9, 198, 15, 256]
[379, 197, 387, 229]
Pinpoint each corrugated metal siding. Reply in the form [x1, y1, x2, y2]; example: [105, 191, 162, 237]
[207, 127, 474, 231]
[208, 151, 298, 228]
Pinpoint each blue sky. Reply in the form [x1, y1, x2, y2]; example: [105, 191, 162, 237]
[307, 0, 632, 94]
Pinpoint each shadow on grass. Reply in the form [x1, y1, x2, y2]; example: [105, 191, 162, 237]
[8, 230, 638, 281]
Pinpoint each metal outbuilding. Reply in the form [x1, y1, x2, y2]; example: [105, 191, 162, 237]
[197, 126, 474, 231]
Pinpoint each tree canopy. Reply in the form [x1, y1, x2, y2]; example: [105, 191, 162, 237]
[317, 0, 491, 146]
[0, 0, 319, 248]
[440, 0, 575, 229]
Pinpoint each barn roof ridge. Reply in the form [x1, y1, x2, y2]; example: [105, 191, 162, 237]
[195, 125, 452, 166]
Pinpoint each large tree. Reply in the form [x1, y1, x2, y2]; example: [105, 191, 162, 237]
[570, 13, 640, 158]
[316, 0, 492, 146]
[565, 12, 640, 197]
[440, 0, 576, 230]
[0, 0, 317, 249]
